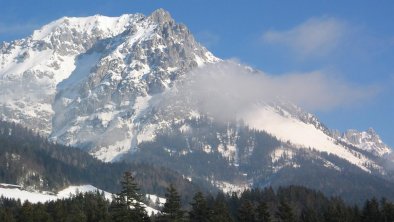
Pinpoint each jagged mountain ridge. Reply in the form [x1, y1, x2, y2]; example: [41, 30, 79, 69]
[0, 9, 393, 201]
[0, 9, 218, 161]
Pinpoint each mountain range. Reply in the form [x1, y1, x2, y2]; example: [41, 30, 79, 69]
[0, 9, 393, 203]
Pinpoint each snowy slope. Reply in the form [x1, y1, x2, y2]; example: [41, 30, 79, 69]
[0, 183, 160, 215]
[241, 105, 383, 173]
[0, 184, 110, 203]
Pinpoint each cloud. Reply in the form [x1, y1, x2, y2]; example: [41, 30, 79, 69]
[162, 61, 379, 121]
[262, 17, 347, 57]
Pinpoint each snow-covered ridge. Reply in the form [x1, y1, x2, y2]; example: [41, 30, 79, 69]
[241, 105, 383, 173]
[31, 14, 143, 41]
[274, 102, 392, 157]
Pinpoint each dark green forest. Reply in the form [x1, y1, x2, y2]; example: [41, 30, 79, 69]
[0, 120, 203, 200]
[1, 173, 394, 222]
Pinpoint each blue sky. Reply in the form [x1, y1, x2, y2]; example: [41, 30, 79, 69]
[0, 0, 393, 147]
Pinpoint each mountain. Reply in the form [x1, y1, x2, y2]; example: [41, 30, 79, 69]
[0, 120, 207, 202]
[1, 9, 393, 203]
[0, 9, 218, 161]
[338, 128, 391, 157]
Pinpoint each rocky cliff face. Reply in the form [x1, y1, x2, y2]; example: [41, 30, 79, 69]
[0, 9, 218, 161]
[49, 9, 218, 160]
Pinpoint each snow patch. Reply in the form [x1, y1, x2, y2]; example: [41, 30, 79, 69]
[212, 180, 250, 194]
[91, 137, 132, 162]
[0, 184, 109, 204]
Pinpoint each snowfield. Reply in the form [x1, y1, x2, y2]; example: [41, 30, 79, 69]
[0, 183, 160, 215]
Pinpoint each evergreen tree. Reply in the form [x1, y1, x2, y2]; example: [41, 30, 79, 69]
[276, 200, 295, 222]
[18, 201, 34, 222]
[31, 203, 51, 222]
[84, 191, 110, 222]
[361, 198, 381, 222]
[159, 184, 185, 222]
[256, 202, 271, 222]
[300, 208, 319, 222]
[210, 194, 233, 222]
[0, 208, 15, 222]
[111, 171, 150, 222]
[238, 200, 256, 222]
[381, 198, 394, 222]
[189, 191, 210, 222]
[350, 205, 361, 222]
[323, 200, 351, 222]
[111, 191, 132, 222]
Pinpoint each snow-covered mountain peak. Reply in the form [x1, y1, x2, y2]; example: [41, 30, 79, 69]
[42, 10, 219, 158]
[31, 14, 142, 41]
[149, 8, 174, 24]
[0, 9, 218, 140]
[29, 14, 147, 56]
[341, 128, 391, 157]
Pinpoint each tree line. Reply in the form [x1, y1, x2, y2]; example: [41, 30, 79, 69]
[2, 171, 394, 222]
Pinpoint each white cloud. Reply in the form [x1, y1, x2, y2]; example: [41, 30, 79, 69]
[262, 17, 347, 57]
[162, 61, 379, 121]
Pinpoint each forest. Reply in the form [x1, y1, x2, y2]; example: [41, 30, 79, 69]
[1, 171, 394, 222]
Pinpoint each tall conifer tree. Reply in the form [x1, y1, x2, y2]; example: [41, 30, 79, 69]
[159, 184, 184, 222]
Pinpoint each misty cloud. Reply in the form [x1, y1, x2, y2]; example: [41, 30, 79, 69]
[163, 61, 379, 121]
[262, 17, 347, 57]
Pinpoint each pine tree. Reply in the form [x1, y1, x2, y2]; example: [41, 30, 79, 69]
[300, 208, 319, 222]
[238, 200, 256, 222]
[323, 201, 344, 222]
[189, 191, 210, 222]
[276, 200, 295, 222]
[381, 198, 394, 222]
[18, 201, 34, 222]
[84, 191, 110, 222]
[210, 194, 233, 222]
[350, 205, 361, 222]
[361, 198, 381, 222]
[111, 171, 150, 222]
[256, 202, 271, 222]
[0, 208, 16, 222]
[111, 190, 132, 222]
[31, 203, 51, 222]
[159, 184, 185, 222]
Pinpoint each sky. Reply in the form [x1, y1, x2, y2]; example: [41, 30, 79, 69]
[0, 0, 393, 147]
